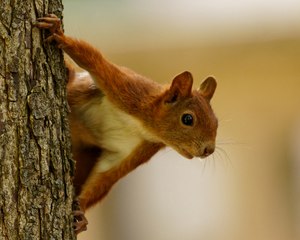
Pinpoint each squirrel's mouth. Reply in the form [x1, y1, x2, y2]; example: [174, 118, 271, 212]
[176, 147, 194, 159]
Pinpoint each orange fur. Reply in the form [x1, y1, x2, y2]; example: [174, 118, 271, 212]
[36, 14, 218, 234]
[78, 141, 164, 210]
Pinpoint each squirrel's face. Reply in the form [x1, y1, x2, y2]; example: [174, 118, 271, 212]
[151, 72, 218, 159]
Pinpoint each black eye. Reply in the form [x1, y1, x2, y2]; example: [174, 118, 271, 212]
[181, 114, 194, 126]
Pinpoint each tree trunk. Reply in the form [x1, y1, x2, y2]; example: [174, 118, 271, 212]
[0, 1, 75, 239]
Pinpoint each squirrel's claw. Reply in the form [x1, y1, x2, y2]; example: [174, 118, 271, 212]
[73, 210, 88, 235]
[35, 15, 61, 30]
[34, 22, 54, 29]
[73, 198, 88, 235]
[34, 14, 64, 45]
[36, 14, 61, 25]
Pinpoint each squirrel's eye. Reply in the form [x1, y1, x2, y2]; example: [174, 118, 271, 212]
[181, 114, 194, 126]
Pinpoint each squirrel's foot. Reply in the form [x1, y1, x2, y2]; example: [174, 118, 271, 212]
[73, 210, 88, 235]
[35, 14, 65, 45]
[73, 198, 88, 235]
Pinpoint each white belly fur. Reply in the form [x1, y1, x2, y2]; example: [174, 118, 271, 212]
[81, 96, 158, 172]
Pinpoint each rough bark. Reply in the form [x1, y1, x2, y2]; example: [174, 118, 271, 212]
[0, 0, 75, 239]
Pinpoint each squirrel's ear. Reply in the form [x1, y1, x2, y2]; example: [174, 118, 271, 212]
[199, 76, 217, 101]
[164, 71, 193, 103]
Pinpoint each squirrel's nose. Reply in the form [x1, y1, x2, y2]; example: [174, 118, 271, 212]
[201, 142, 215, 158]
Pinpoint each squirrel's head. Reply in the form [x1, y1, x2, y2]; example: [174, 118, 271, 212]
[150, 71, 218, 159]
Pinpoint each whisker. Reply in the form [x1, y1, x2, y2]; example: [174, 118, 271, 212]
[217, 138, 242, 145]
[195, 154, 216, 175]
[199, 155, 209, 175]
[217, 118, 233, 125]
[215, 146, 234, 169]
[212, 150, 223, 166]
[217, 138, 252, 151]
[211, 154, 217, 173]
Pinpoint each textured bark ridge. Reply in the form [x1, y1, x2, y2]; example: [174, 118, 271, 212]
[0, 1, 75, 239]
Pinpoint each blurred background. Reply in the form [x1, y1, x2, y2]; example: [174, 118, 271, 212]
[63, 0, 300, 239]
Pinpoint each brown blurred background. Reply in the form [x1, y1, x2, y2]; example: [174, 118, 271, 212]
[63, 1, 300, 239]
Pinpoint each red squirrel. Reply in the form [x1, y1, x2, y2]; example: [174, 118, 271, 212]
[36, 14, 218, 234]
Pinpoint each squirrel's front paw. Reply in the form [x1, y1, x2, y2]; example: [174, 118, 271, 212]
[34, 14, 64, 44]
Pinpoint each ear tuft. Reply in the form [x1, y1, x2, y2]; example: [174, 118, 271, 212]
[164, 71, 193, 103]
[199, 76, 217, 101]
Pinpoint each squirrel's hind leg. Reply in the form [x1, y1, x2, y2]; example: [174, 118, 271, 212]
[73, 198, 88, 235]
